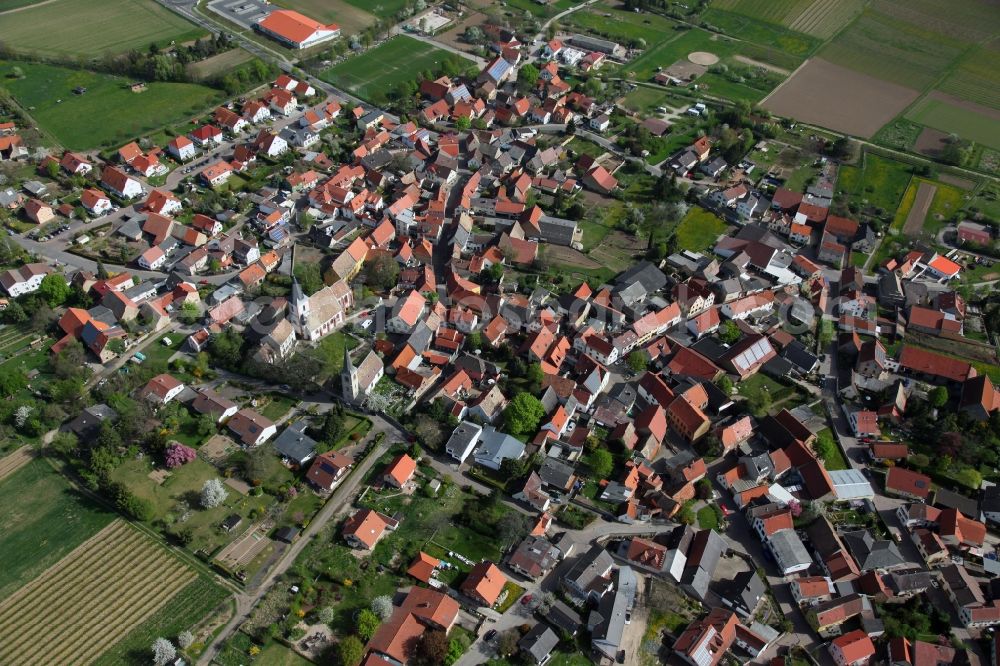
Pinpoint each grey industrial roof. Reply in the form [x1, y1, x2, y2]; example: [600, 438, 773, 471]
[830, 469, 875, 500]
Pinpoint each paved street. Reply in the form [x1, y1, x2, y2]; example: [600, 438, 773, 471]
[197, 414, 405, 666]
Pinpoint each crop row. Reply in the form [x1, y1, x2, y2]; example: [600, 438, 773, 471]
[0, 521, 195, 665]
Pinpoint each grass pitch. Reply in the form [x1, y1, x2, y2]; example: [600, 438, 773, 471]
[321, 36, 475, 104]
[0, 0, 207, 58]
[0, 60, 222, 150]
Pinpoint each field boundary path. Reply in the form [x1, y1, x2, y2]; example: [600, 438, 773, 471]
[0, 445, 33, 482]
[0, 0, 57, 16]
[196, 422, 398, 665]
[903, 181, 937, 236]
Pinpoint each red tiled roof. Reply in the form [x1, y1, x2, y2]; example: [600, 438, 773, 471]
[885, 466, 932, 499]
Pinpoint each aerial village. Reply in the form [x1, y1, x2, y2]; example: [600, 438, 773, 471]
[0, 4, 999, 666]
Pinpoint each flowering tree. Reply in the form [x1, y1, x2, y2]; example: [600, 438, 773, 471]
[200, 478, 228, 509]
[164, 443, 197, 469]
[152, 638, 176, 666]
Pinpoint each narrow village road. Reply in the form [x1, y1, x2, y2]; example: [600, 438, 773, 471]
[196, 424, 401, 665]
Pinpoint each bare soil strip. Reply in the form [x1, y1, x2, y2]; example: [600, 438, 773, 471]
[903, 182, 936, 236]
[762, 58, 920, 138]
[733, 55, 790, 75]
[0, 445, 33, 482]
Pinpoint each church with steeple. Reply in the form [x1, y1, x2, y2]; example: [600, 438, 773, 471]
[341, 344, 385, 404]
[289, 276, 354, 342]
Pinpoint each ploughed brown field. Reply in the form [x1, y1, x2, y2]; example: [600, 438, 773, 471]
[762, 58, 920, 138]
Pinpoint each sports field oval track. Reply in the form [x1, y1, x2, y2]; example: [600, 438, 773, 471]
[0, 520, 196, 666]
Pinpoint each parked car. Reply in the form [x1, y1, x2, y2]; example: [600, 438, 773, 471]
[484, 629, 497, 642]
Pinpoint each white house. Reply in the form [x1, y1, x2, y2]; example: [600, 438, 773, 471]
[81, 189, 112, 216]
[167, 135, 197, 162]
[142, 374, 185, 404]
[0, 263, 51, 297]
[445, 421, 483, 463]
[590, 114, 610, 133]
[101, 166, 143, 199]
[138, 246, 166, 270]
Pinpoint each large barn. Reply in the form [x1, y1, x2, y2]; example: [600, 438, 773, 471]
[255, 9, 340, 49]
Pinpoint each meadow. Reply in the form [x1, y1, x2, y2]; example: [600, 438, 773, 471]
[0, 457, 114, 600]
[675, 207, 730, 252]
[905, 95, 1000, 151]
[342, 0, 411, 21]
[186, 48, 255, 81]
[321, 36, 475, 104]
[0, 60, 222, 150]
[836, 153, 913, 215]
[0, 0, 206, 58]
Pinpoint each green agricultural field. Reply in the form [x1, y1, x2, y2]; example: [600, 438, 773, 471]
[701, 8, 819, 58]
[712, 0, 866, 39]
[836, 153, 913, 215]
[186, 48, 255, 81]
[91, 573, 229, 666]
[0, 0, 41, 10]
[565, 7, 679, 46]
[0, 60, 222, 150]
[937, 44, 1000, 111]
[905, 96, 1000, 151]
[0, 457, 114, 600]
[676, 207, 729, 252]
[320, 36, 475, 104]
[0, 0, 207, 58]
[819, 8, 965, 91]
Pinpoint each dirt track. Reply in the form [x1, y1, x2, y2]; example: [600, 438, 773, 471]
[903, 182, 936, 236]
[0, 446, 33, 482]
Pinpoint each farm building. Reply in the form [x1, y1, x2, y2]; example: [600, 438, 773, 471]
[255, 10, 341, 49]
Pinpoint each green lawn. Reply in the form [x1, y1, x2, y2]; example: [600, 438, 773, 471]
[260, 394, 297, 422]
[320, 36, 475, 104]
[697, 505, 720, 530]
[91, 573, 229, 666]
[0, 60, 222, 150]
[814, 428, 848, 471]
[309, 331, 358, 383]
[0, 0, 207, 58]
[676, 207, 729, 252]
[0, 458, 115, 599]
[623, 23, 802, 86]
[836, 153, 913, 215]
[109, 456, 274, 556]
